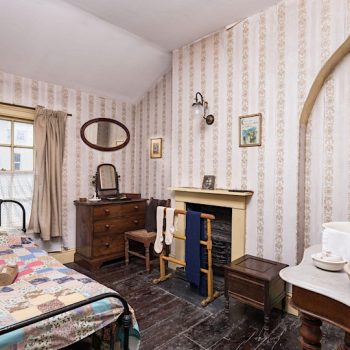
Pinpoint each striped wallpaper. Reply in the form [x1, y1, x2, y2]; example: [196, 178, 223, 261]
[134, 71, 172, 201]
[0, 71, 137, 250]
[171, 0, 350, 265]
[1, 0, 350, 266]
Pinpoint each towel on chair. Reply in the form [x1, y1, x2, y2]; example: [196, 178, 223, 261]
[154, 206, 165, 253]
[165, 208, 176, 245]
[185, 210, 204, 288]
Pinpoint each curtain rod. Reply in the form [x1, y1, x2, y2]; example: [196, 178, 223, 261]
[0, 102, 72, 116]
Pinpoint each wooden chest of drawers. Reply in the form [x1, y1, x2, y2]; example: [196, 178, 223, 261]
[74, 198, 147, 271]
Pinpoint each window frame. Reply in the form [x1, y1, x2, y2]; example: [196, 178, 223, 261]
[0, 104, 35, 173]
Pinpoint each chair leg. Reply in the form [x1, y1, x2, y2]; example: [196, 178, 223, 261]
[125, 236, 129, 266]
[145, 245, 150, 272]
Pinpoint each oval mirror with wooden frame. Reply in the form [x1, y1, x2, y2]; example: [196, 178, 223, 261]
[80, 118, 130, 151]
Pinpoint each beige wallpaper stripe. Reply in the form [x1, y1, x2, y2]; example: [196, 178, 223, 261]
[131, 105, 136, 193]
[122, 102, 127, 186]
[31, 80, 39, 105]
[177, 49, 184, 185]
[256, 13, 267, 258]
[296, 0, 308, 258]
[200, 39, 207, 181]
[111, 101, 117, 167]
[161, 75, 167, 199]
[321, 0, 335, 223]
[61, 87, 69, 247]
[241, 20, 249, 190]
[145, 92, 150, 197]
[212, 34, 220, 180]
[14, 76, 22, 104]
[100, 99, 106, 164]
[226, 29, 234, 188]
[188, 44, 194, 187]
[153, 86, 158, 196]
[88, 95, 94, 197]
[138, 101, 143, 191]
[75, 91, 82, 198]
[274, 2, 286, 262]
[48, 84, 54, 108]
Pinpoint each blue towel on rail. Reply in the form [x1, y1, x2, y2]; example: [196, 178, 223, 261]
[185, 210, 207, 296]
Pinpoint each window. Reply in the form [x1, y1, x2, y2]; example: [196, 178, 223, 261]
[0, 119, 34, 171]
[0, 105, 35, 228]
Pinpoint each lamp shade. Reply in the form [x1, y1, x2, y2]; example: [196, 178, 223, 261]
[192, 101, 204, 117]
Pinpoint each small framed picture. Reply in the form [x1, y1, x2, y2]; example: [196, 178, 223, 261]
[150, 138, 162, 158]
[202, 175, 215, 190]
[239, 113, 262, 147]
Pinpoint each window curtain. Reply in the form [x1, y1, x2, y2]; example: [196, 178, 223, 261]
[29, 106, 67, 240]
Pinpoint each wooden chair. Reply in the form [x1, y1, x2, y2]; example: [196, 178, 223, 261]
[124, 198, 170, 272]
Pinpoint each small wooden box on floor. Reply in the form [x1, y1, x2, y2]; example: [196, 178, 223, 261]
[224, 255, 288, 334]
[74, 197, 147, 271]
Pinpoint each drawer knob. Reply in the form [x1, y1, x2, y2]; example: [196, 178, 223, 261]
[134, 206, 139, 210]
[133, 220, 139, 224]
[105, 224, 110, 230]
[104, 209, 110, 215]
[105, 242, 110, 248]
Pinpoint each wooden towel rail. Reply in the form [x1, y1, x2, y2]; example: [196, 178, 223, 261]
[153, 208, 220, 306]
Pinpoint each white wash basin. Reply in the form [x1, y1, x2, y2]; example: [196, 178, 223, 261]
[322, 222, 350, 262]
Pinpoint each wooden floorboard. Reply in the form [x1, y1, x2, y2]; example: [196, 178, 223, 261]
[64, 259, 342, 350]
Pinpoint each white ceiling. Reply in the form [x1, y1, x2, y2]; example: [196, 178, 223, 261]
[62, 0, 279, 50]
[0, 0, 278, 102]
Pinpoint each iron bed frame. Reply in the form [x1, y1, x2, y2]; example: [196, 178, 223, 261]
[0, 292, 131, 350]
[0, 199, 26, 233]
[0, 199, 132, 349]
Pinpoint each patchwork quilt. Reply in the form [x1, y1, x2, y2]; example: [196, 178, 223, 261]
[0, 234, 139, 350]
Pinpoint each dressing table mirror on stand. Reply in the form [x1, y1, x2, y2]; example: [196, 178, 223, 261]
[95, 163, 122, 200]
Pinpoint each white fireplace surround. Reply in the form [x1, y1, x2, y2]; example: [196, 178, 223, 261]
[170, 187, 253, 262]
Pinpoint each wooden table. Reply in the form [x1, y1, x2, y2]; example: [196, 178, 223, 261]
[224, 255, 288, 335]
[280, 245, 350, 349]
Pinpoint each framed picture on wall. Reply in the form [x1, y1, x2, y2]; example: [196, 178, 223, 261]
[239, 113, 262, 147]
[150, 138, 162, 158]
[202, 175, 215, 190]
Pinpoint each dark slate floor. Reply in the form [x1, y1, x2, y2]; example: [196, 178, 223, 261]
[65, 258, 343, 350]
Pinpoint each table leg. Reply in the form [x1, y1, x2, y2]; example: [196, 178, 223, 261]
[337, 332, 350, 350]
[281, 296, 286, 317]
[124, 237, 129, 265]
[264, 314, 270, 337]
[145, 246, 150, 272]
[299, 312, 322, 350]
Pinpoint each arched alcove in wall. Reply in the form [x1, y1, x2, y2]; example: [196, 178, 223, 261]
[297, 35, 350, 262]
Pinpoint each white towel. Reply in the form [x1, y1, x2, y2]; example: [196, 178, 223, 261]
[154, 206, 165, 253]
[165, 208, 177, 245]
[322, 227, 350, 261]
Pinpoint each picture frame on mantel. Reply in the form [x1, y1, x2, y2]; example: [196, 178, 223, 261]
[202, 175, 215, 190]
[239, 113, 262, 147]
[150, 138, 162, 158]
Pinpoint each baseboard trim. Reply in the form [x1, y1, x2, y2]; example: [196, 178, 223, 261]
[49, 249, 75, 264]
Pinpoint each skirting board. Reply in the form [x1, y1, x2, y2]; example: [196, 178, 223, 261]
[49, 249, 75, 264]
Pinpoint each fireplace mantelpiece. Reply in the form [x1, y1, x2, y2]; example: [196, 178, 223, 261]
[170, 187, 253, 263]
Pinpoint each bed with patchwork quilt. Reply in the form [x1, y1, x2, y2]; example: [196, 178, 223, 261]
[0, 233, 140, 350]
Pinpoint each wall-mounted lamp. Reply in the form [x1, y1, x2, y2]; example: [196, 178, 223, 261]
[192, 92, 215, 125]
